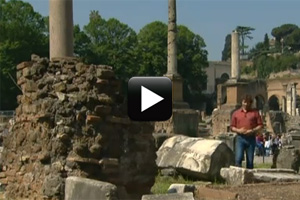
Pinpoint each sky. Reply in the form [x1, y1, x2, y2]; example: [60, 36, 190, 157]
[24, 0, 300, 61]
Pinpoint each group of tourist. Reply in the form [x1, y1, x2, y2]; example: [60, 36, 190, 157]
[255, 132, 282, 157]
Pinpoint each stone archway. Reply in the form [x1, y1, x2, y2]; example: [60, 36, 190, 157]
[220, 73, 229, 80]
[269, 95, 280, 111]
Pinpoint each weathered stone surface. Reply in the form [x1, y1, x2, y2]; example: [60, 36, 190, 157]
[53, 82, 67, 92]
[95, 105, 112, 116]
[220, 166, 254, 185]
[17, 61, 32, 70]
[154, 109, 199, 136]
[216, 133, 236, 152]
[142, 192, 194, 200]
[277, 146, 300, 172]
[221, 166, 300, 185]
[96, 68, 115, 79]
[65, 176, 118, 200]
[194, 186, 238, 200]
[1, 57, 157, 200]
[42, 174, 64, 197]
[157, 135, 234, 181]
[167, 183, 195, 193]
[24, 80, 38, 92]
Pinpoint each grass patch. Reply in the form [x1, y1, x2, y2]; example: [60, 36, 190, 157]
[151, 175, 194, 194]
[151, 162, 272, 194]
[242, 162, 273, 169]
[254, 162, 272, 168]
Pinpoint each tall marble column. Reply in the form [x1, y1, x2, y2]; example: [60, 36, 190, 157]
[49, 0, 74, 59]
[291, 82, 298, 116]
[166, 0, 178, 76]
[282, 83, 288, 112]
[286, 84, 292, 115]
[231, 30, 240, 81]
[165, 0, 187, 107]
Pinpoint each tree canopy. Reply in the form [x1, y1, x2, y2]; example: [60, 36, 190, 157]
[221, 34, 231, 61]
[82, 11, 138, 81]
[136, 21, 168, 76]
[0, 0, 49, 109]
[136, 22, 208, 107]
[236, 26, 255, 56]
[0, 4, 209, 110]
[271, 24, 299, 41]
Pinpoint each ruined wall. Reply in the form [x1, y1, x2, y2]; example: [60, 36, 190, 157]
[267, 78, 300, 104]
[0, 56, 157, 199]
[154, 109, 199, 136]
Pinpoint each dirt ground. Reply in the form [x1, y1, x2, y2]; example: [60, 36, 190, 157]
[209, 181, 300, 200]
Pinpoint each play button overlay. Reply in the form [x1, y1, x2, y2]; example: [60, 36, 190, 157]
[141, 86, 164, 112]
[128, 77, 172, 121]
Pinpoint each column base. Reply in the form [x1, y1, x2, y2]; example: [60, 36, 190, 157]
[164, 73, 183, 102]
[173, 101, 190, 109]
[226, 78, 239, 84]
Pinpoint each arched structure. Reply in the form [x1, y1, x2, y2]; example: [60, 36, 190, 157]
[221, 73, 230, 80]
[268, 95, 280, 111]
[267, 78, 300, 115]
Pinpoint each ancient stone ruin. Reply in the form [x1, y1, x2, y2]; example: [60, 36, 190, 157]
[0, 55, 157, 199]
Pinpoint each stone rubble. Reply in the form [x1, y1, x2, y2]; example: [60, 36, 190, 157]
[1, 55, 157, 199]
[221, 166, 300, 186]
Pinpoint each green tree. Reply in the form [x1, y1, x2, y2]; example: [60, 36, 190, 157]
[136, 22, 208, 107]
[253, 54, 300, 78]
[177, 25, 208, 92]
[83, 11, 138, 81]
[136, 21, 168, 76]
[271, 24, 298, 41]
[285, 29, 300, 52]
[221, 34, 231, 61]
[248, 42, 266, 59]
[254, 55, 274, 78]
[236, 26, 255, 56]
[177, 25, 208, 107]
[248, 33, 271, 60]
[73, 24, 94, 63]
[271, 24, 299, 52]
[263, 33, 270, 50]
[0, 0, 48, 109]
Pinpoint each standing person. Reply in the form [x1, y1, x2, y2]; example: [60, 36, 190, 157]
[255, 132, 264, 156]
[231, 94, 263, 169]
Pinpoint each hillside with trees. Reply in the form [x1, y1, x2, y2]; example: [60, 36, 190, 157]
[222, 24, 300, 79]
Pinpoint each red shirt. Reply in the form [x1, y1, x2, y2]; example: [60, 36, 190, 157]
[230, 108, 263, 130]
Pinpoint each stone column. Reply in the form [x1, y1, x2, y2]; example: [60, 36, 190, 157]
[166, 0, 178, 76]
[292, 82, 298, 116]
[49, 0, 74, 59]
[282, 83, 288, 112]
[231, 30, 240, 81]
[164, 0, 188, 108]
[286, 84, 292, 115]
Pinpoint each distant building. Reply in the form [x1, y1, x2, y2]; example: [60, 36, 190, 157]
[204, 61, 231, 94]
[269, 37, 276, 49]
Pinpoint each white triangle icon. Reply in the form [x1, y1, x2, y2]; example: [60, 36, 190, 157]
[141, 86, 164, 112]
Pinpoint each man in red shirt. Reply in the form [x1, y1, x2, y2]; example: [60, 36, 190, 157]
[231, 94, 263, 169]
